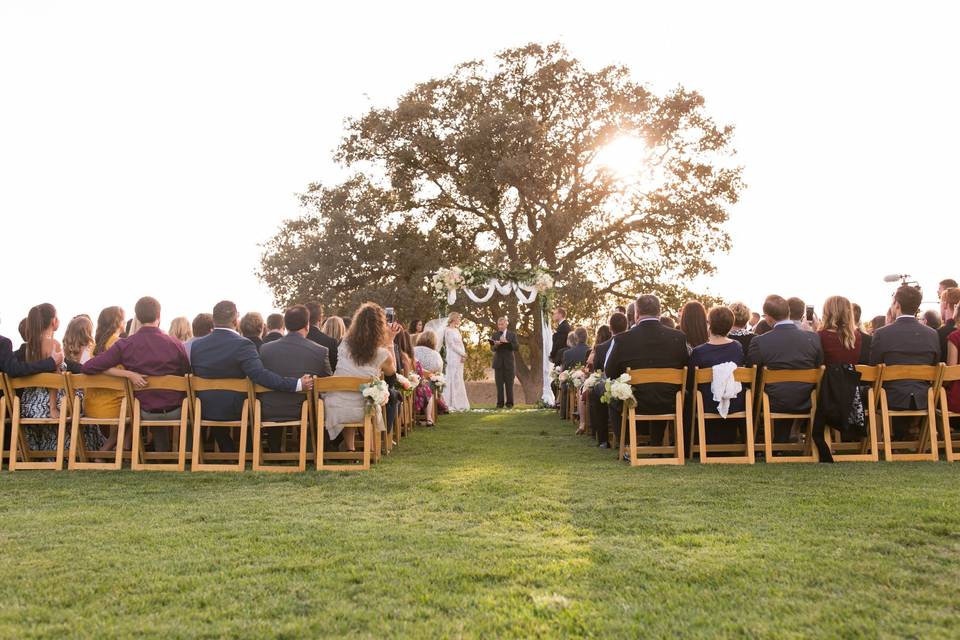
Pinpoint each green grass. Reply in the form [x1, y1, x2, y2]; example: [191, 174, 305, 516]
[2, 410, 959, 638]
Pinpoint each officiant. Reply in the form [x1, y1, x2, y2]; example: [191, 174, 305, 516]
[489, 316, 519, 409]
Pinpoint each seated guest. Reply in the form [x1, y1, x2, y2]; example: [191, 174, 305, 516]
[306, 301, 339, 371]
[240, 312, 265, 351]
[414, 330, 443, 424]
[323, 303, 398, 452]
[939, 278, 958, 299]
[82, 297, 191, 453]
[322, 315, 346, 344]
[870, 315, 886, 333]
[0, 324, 61, 378]
[852, 303, 870, 365]
[84, 306, 128, 452]
[168, 316, 192, 343]
[749, 312, 761, 331]
[728, 302, 754, 353]
[605, 294, 689, 445]
[747, 294, 824, 443]
[690, 306, 746, 443]
[625, 302, 636, 329]
[922, 309, 942, 330]
[63, 314, 95, 365]
[562, 327, 590, 370]
[870, 285, 940, 439]
[259, 305, 332, 452]
[184, 313, 214, 361]
[590, 312, 628, 448]
[938, 287, 960, 362]
[586, 325, 612, 370]
[659, 316, 676, 329]
[262, 313, 285, 345]
[408, 319, 424, 335]
[787, 297, 805, 326]
[818, 297, 862, 366]
[190, 300, 311, 453]
[679, 301, 708, 352]
[754, 318, 772, 336]
[18, 304, 69, 455]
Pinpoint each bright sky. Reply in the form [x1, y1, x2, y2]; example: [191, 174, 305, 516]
[2, 1, 957, 342]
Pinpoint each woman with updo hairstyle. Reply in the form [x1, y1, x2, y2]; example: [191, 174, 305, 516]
[323, 303, 399, 452]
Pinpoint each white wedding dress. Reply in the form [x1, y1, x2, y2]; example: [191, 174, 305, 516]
[443, 327, 470, 411]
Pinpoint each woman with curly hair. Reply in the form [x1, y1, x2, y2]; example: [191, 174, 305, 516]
[323, 303, 399, 452]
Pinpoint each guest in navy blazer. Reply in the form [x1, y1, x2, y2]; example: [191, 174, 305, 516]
[190, 301, 314, 452]
[1, 333, 61, 377]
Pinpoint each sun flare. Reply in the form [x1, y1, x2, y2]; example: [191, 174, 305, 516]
[596, 134, 647, 178]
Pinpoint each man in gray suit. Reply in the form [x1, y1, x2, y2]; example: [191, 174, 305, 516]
[748, 294, 824, 443]
[870, 285, 940, 439]
[490, 317, 519, 408]
[259, 304, 332, 452]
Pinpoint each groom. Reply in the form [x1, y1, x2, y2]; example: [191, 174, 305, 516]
[489, 317, 519, 408]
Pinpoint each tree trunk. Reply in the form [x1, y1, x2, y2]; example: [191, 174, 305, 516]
[515, 304, 546, 404]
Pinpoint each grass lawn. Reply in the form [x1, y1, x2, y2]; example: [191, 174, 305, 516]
[2, 409, 959, 638]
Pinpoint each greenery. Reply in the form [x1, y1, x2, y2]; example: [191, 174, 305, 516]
[1, 412, 958, 638]
[258, 42, 744, 402]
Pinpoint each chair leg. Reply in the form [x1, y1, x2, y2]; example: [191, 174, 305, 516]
[191, 399, 203, 470]
[67, 398, 81, 470]
[745, 391, 756, 463]
[628, 408, 638, 466]
[618, 408, 627, 462]
[880, 392, 894, 461]
[762, 394, 774, 462]
[696, 393, 708, 463]
[674, 393, 685, 463]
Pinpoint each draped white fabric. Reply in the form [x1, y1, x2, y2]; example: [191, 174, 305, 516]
[438, 279, 553, 405]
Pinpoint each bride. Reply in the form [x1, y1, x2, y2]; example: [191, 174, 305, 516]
[442, 312, 470, 411]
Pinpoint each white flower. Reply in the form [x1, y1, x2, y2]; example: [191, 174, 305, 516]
[582, 371, 603, 391]
[431, 373, 447, 389]
[558, 371, 569, 384]
[360, 379, 390, 413]
[408, 373, 421, 388]
[569, 369, 586, 389]
[609, 379, 635, 403]
[533, 272, 554, 293]
[396, 374, 411, 390]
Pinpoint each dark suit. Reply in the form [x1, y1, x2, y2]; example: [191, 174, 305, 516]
[858, 330, 872, 365]
[190, 328, 299, 452]
[259, 333, 331, 452]
[562, 343, 590, 370]
[247, 335, 263, 352]
[938, 319, 956, 363]
[604, 319, 689, 443]
[490, 330, 518, 407]
[870, 317, 940, 411]
[550, 319, 571, 366]
[589, 338, 616, 445]
[262, 330, 283, 346]
[307, 326, 338, 371]
[747, 322, 823, 412]
[0, 335, 57, 377]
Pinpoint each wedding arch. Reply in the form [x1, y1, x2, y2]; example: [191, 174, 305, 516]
[427, 266, 557, 405]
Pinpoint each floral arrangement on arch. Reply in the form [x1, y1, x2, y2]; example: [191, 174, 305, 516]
[429, 266, 555, 299]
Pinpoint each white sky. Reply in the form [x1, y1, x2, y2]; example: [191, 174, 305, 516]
[2, 0, 957, 341]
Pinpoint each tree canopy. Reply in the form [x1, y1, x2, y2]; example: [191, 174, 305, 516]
[259, 42, 744, 400]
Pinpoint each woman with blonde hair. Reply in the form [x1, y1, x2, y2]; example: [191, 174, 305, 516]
[443, 311, 470, 411]
[167, 316, 192, 343]
[322, 315, 346, 343]
[324, 303, 399, 452]
[63, 314, 95, 364]
[817, 296, 861, 365]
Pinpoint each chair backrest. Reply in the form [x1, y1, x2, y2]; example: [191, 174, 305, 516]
[64, 373, 129, 394]
[139, 375, 191, 393]
[760, 367, 823, 384]
[7, 372, 67, 392]
[879, 364, 941, 383]
[189, 377, 250, 393]
[251, 382, 311, 395]
[855, 364, 882, 383]
[940, 364, 960, 384]
[694, 365, 756, 386]
[0, 372, 11, 413]
[313, 376, 378, 393]
[625, 368, 686, 385]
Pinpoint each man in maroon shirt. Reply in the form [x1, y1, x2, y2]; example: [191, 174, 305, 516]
[82, 296, 190, 452]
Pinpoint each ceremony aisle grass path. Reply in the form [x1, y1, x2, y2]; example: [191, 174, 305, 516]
[2, 409, 959, 638]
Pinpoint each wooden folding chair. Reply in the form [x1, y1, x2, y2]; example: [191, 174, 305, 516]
[618, 367, 687, 466]
[8, 372, 70, 470]
[755, 367, 824, 463]
[879, 364, 942, 462]
[823, 365, 881, 462]
[63, 373, 128, 470]
[567, 384, 578, 424]
[0, 373, 11, 469]
[189, 377, 250, 472]
[130, 375, 191, 471]
[314, 376, 376, 471]
[250, 382, 309, 472]
[936, 364, 960, 462]
[691, 366, 756, 464]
